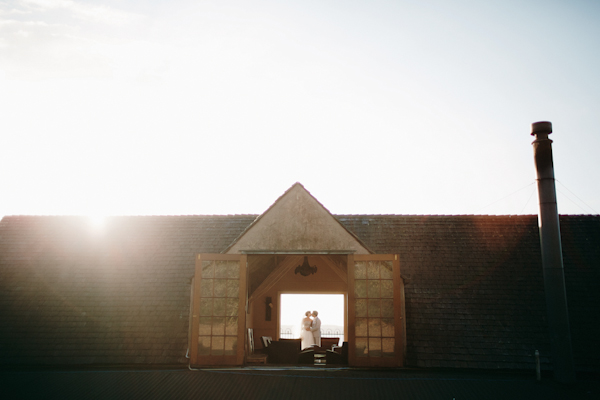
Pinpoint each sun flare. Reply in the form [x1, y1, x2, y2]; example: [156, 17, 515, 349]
[88, 215, 107, 230]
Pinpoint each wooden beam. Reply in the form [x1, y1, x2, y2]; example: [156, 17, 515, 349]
[320, 255, 347, 284]
[248, 255, 303, 304]
[190, 256, 201, 365]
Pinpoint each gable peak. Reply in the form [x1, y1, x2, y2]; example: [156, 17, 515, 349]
[224, 183, 370, 254]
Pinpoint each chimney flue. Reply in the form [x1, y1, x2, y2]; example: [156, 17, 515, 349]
[531, 121, 576, 384]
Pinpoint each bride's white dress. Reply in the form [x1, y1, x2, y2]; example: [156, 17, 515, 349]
[300, 319, 314, 350]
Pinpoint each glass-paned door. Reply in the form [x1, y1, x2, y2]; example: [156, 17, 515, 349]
[191, 254, 247, 366]
[348, 254, 403, 367]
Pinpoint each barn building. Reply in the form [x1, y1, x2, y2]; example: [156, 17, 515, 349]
[1, 182, 599, 375]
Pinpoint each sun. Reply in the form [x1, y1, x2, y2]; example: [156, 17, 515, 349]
[88, 214, 107, 231]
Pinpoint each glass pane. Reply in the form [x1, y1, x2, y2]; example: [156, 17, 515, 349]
[215, 261, 228, 279]
[355, 299, 368, 317]
[226, 297, 239, 316]
[355, 280, 367, 298]
[368, 299, 381, 317]
[367, 262, 380, 279]
[213, 298, 226, 316]
[199, 298, 212, 316]
[226, 262, 239, 279]
[225, 336, 237, 356]
[354, 262, 367, 279]
[351, 258, 398, 362]
[381, 299, 394, 317]
[211, 336, 224, 355]
[355, 337, 368, 358]
[200, 278, 213, 297]
[355, 318, 368, 337]
[368, 338, 382, 357]
[196, 258, 243, 362]
[212, 317, 225, 336]
[381, 280, 393, 298]
[368, 318, 381, 337]
[226, 280, 239, 298]
[380, 261, 393, 279]
[381, 318, 394, 337]
[198, 317, 212, 336]
[198, 336, 211, 355]
[214, 279, 226, 297]
[201, 261, 214, 278]
[367, 280, 380, 298]
[382, 338, 395, 357]
[225, 317, 238, 336]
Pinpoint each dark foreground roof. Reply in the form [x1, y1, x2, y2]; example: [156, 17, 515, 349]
[1, 368, 598, 400]
[0, 215, 599, 371]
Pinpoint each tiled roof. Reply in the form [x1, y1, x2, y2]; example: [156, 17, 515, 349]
[0, 215, 256, 366]
[0, 214, 598, 371]
[557, 216, 600, 371]
[338, 215, 600, 371]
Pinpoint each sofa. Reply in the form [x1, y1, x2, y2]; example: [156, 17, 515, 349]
[266, 339, 301, 364]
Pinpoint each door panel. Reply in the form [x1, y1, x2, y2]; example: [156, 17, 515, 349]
[191, 254, 247, 366]
[348, 254, 403, 367]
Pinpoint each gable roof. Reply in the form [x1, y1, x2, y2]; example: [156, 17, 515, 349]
[224, 183, 371, 254]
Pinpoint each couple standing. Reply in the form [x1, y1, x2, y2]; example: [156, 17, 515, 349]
[300, 310, 321, 350]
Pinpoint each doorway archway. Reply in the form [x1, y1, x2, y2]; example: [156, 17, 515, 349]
[279, 293, 345, 342]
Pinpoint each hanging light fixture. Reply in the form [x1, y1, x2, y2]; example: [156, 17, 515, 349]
[294, 256, 317, 276]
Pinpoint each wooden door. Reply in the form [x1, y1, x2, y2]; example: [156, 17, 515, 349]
[190, 254, 247, 366]
[348, 254, 404, 367]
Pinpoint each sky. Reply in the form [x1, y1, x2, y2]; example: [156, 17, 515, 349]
[1, 0, 599, 218]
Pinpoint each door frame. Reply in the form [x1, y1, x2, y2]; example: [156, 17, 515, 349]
[277, 291, 348, 341]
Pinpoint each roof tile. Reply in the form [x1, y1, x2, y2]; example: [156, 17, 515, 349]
[1, 214, 599, 371]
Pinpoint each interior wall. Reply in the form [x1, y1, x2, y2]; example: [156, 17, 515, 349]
[248, 255, 347, 347]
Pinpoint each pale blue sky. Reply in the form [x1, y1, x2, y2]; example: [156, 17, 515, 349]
[1, 0, 599, 218]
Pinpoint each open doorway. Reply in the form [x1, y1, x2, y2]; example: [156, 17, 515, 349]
[279, 293, 345, 343]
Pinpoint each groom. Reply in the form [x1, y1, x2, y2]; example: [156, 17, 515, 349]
[310, 310, 321, 347]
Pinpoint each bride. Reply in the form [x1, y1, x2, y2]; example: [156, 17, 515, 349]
[300, 311, 315, 350]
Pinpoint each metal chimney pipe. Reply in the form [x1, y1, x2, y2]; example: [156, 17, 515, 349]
[531, 121, 576, 383]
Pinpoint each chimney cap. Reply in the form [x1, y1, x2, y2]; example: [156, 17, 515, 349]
[531, 121, 552, 136]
